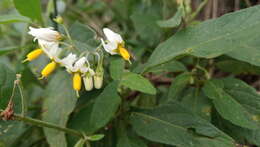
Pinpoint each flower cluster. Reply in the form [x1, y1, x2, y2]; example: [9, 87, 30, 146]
[23, 24, 131, 96]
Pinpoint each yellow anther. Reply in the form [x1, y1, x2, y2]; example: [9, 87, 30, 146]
[118, 47, 130, 61]
[73, 73, 82, 91]
[22, 49, 43, 63]
[40, 61, 57, 79]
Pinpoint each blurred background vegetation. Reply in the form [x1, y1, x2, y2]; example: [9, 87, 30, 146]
[1, 0, 260, 147]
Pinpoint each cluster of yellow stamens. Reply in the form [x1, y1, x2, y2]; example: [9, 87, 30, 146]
[118, 44, 130, 61]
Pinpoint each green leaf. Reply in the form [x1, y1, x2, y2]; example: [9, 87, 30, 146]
[206, 78, 260, 145]
[74, 139, 85, 147]
[144, 5, 260, 71]
[130, 6, 162, 46]
[0, 46, 19, 56]
[42, 71, 77, 147]
[222, 78, 260, 114]
[0, 121, 27, 146]
[202, 79, 224, 100]
[203, 79, 259, 130]
[89, 81, 121, 131]
[216, 59, 260, 75]
[130, 103, 234, 147]
[117, 134, 147, 147]
[88, 134, 104, 141]
[117, 125, 147, 147]
[67, 103, 94, 146]
[121, 72, 156, 95]
[13, 0, 42, 22]
[0, 64, 16, 109]
[181, 88, 212, 121]
[226, 36, 260, 67]
[145, 60, 187, 73]
[167, 72, 192, 102]
[109, 57, 125, 80]
[69, 22, 96, 43]
[0, 14, 31, 24]
[133, 93, 157, 109]
[72, 40, 98, 52]
[157, 6, 184, 28]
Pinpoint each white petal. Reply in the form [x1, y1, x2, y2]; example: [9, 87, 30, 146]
[49, 47, 62, 60]
[28, 27, 60, 42]
[73, 57, 87, 72]
[103, 28, 123, 43]
[38, 39, 60, 59]
[60, 53, 77, 71]
[101, 39, 118, 55]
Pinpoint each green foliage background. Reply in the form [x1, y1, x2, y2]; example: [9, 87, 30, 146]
[1, 0, 260, 147]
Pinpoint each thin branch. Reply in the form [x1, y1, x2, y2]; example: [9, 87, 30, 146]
[244, 0, 251, 7]
[212, 0, 218, 18]
[189, 0, 208, 21]
[204, 0, 212, 20]
[234, 0, 240, 11]
[53, 0, 58, 30]
[0, 110, 84, 138]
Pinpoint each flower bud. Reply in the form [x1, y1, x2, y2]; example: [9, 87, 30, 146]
[94, 59, 104, 89]
[94, 71, 103, 89]
[53, 16, 64, 24]
[83, 74, 93, 91]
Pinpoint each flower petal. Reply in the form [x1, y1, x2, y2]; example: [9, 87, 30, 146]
[60, 53, 77, 72]
[103, 28, 123, 43]
[38, 39, 60, 59]
[28, 27, 60, 42]
[101, 39, 118, 55]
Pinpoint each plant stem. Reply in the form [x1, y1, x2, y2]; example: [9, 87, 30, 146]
[0, 110, 83, 138]
[17, 83, 26, 117]
[244, 0, 251, 6]
[53, 0, 58, 30]
[189, 0, 208, 21]
[61, 24, 72, 41]
[86, 141, 91, 147]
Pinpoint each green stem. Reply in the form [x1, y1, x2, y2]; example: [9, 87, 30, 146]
[61, 24, 73, 43]
[17, 82, 26, 117]
[9, 81, 17, 102]
[15, 113, 83, 138]
[86, 140, 91, 147]
[53, 0, 58, 30]
[0, 110, 83, 138]
[189, 0, 208, 21]
[196, 65, 210, 80]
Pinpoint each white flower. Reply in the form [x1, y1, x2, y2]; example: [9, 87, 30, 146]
[38, 40, 61, 61]
[72, 57, 88, 73]
[101, 28, 123, 55]
[101, 28, 131, 61]
[60, 54, 95, 75]
[60, 53, 77, 73]
[28, 27, 61, 42]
